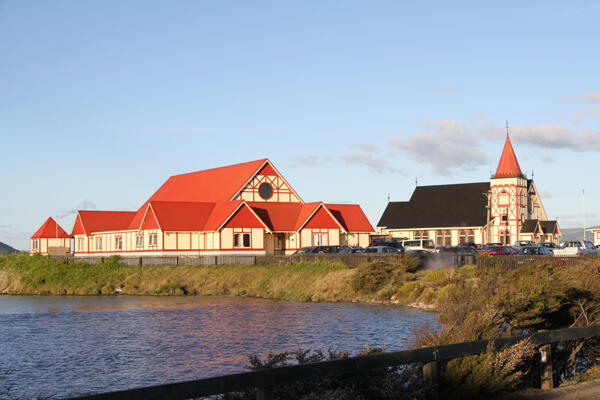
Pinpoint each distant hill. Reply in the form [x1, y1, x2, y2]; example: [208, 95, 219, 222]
[560, 226, 600, 243]
[0, 242, 19, 253]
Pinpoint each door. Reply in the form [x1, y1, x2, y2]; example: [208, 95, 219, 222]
[274, 234, 285, 255]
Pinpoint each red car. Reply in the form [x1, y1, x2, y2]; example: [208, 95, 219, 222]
[478, 245, 517, 255]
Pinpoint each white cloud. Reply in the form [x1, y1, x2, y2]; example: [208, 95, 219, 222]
[559, 92, 600, 103]
[541, 153, 555, 163]
[350, 143, 378, 152]
[339, 153, 404, 175]
[574, 107, 600, 124]
[289, 155, 326, 168]
[388, 120, 488, 176]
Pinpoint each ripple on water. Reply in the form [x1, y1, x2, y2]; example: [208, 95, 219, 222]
[0, 296, 437, 398]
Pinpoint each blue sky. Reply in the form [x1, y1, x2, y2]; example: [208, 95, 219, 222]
[1, 1, 599, 249]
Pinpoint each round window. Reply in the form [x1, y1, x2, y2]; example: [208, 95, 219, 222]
[258, 183, 273, 199]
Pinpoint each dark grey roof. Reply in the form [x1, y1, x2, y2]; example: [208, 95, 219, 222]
[521, 219, 540, 234]
[377, 182, 490, 229]
[540, 220, 557, 234]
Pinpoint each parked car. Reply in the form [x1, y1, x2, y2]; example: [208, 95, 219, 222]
[401, 239, 437, 253]
[513, 240, 535, 248]
[370, 241, 405, 253]
[553, 240, 598, 257]
[439, 246, 478, 255]
[517, 246, 553, 256]
[293, 246, 347, 254]
[363, 246, 401, 254]
[478, 245, 517, 255]
[339, 246, 365, 254]
[540, 242, 560, 249]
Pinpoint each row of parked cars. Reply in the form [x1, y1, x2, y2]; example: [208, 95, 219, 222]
[292, 239, 600, 257]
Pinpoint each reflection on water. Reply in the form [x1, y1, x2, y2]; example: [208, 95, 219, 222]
[0, 296, 437, 398]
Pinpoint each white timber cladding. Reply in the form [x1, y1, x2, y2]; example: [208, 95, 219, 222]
[594, 230, 600, 246]
[30, 237, 70, 254]
[382, 227, 484, 247]
[235, 173, 301, 203]
[489, 177, 528, 245]
[252, 228, 264, 249]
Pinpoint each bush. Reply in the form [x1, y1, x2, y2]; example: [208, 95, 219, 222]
[351, 257, 418, 295]
[220, 347, 433, 400]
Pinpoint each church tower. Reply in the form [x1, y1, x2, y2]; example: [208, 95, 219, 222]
[489, 135, 528, 245]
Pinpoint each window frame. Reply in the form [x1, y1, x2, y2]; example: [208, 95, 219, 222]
[148, 233, 158, 247]
[115, 236, 123, 251]
[234, 233, 251, 248]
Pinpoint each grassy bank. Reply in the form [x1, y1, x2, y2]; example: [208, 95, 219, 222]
[0, 254, 470, 307]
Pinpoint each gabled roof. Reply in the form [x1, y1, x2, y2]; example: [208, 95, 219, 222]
[32, 217, 70, 239]
[148, 159, 270, 203]
[377, 182, 490, 229]
[540, 220, 558, 235]
[325, 204, 375, 232]
[521, 219, 542, 234]
[248, 202, 304, 232]
[74, 210, 137, 235]
[493, 136, 524, 179]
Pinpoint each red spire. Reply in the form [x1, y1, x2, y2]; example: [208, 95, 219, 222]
[493, 135, 524, 179]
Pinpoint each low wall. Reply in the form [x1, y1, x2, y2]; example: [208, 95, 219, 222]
[57, 253, 477, 268]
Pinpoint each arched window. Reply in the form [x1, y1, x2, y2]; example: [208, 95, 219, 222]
[459, 230, 466, 244]
[466, 230, 474, 244]
[505, 231, 511, 246]
[444, 231, 451, 246]
[422, 231, 429, 240]
[436, 231, 444, 246]
[414, 231, 421, 240]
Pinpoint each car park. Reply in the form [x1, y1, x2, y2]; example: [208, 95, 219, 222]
[370, 241, 405, 253]
[553, 241, 598, 257]
[293, 246, 347, 254]
[439, 246, 478, 255]
[339, 246, 365, 254]
[513, 240, 535, 248]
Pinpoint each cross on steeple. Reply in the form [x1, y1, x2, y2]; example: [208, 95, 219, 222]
[506, 120, 509, 137]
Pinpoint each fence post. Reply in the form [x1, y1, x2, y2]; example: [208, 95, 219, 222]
[256, 386, 273, 400]
[423, 361, 440, 400]
[539, 343, 553, 389]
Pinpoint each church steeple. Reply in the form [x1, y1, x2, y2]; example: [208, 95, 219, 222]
[493, 135, 524, 179]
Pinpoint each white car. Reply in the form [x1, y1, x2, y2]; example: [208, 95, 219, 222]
[553, 240, 598, 257]
[401, 239, 437, 253]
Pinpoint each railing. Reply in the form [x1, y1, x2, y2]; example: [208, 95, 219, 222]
[68, 325, 600, 400]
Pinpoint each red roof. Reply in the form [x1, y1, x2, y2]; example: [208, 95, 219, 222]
[75, 210, 137, 234]
[149, 201, 216, 231]
[31, 217, 70, 239]
[149, 159, 270, 203]
[325, 204, 375, 232]
[493, 136, 524, 179]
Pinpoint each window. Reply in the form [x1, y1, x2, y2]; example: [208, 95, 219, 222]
[115, 237, 122, 250]
[234, 233, 251, 248]
[444, 231, 451, 247]
[312, 233, 328, 246]
[149, 234, 158, 247]
[96, 237, 103, 251]
[505, 231, 511, 245]
[136, 235, 143, 247]
[32, 240, 38, 250]
[422, 231, 429, 240]
[459, 231, 466, 244]
[414, 231, 422, 240]
[501, 215, 508, 222]
[466, 230, 474, 244]
[77, 238, 83, 251]
[436, 231, 444, 246]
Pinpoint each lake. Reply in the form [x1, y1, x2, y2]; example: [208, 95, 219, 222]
[0, 296, 437, 398]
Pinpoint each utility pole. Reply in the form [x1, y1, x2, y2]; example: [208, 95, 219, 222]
[583, 189, 586, 241]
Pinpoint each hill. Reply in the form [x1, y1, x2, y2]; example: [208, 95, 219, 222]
[0, 242, 19, 253]
[560, 225, 600, 243]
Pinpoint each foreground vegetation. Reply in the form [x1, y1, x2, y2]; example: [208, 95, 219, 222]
[4, 254, 600, 399]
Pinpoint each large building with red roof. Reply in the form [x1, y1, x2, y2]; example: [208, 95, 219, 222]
[377, 136, 561, 246]
[30, 217, 71, 255]
[69, 159, 374, 256]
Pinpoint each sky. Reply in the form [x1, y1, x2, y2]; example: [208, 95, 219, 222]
[1, 1, 600, 250]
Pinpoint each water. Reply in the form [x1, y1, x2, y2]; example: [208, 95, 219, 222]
[0, 296, 437, 398]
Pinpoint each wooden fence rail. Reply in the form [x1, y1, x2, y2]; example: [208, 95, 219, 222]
[68, 324, 600, 400]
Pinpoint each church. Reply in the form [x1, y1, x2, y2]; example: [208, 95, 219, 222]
[377, 136, 561, 246]
[64, 158, 373, 257]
